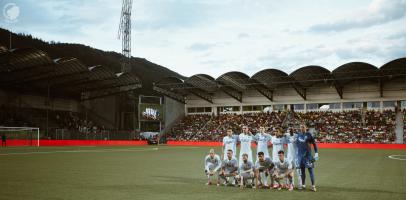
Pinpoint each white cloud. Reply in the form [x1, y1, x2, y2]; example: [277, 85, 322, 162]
[1, 0, 405, 78]
[310, 0, 406, 32]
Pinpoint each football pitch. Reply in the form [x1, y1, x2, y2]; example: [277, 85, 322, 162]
[0, 146, 405, 200]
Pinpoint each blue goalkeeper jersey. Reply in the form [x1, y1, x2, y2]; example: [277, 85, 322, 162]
[296, 131, 318, 159]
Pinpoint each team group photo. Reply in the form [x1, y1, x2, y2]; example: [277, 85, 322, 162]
[205, 124, 318, 191]
[1, 0, 405, 200]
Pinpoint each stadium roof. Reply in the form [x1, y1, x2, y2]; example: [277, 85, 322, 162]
[154, 58, 406, 103]
[0, 47, 141, 100]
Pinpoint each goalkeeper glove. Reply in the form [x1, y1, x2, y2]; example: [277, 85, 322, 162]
[314, 153, 319, 161]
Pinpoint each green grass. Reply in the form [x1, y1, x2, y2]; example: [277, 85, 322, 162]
[0, 146, 405, 200]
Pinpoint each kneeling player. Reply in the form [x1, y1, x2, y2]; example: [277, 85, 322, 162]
[273, 150, 294, 191]
[255, 151, 275, 189]
[204, 149, 222, 186]
[219, 149, 239, 186]
[237, 153, 255, 188]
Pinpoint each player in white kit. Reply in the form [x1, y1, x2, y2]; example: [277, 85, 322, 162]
[285, 127, 301, 188]
[222, 128, 238, 159]
[204, 149, 222, 186]
[237, 153, 255, 188]
[254, 151, 275, 188]
[271, 127, 286, 162]
[270, 127, 287, 188]
[219, 149, 239, 186]
[238, 125, 254, 165]
[273, 150, 294, 191]
[254, 126, 272, 160]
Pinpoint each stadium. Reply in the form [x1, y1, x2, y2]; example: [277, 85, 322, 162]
[1, 1, 406, 200]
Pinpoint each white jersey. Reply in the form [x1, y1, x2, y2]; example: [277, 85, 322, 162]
[223, 135, 238, 158]
[222, 157, 239, 174]
[239, 133, 254, 164]
[274, 159, 292, 173]
[285, 133, 297, 164]
[204, 154, 222, 172]
[271, 136, 286, 162]
[254, 133, 271, 159]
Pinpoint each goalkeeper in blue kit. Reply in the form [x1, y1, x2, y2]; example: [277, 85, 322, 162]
[296, 124, 319, 192]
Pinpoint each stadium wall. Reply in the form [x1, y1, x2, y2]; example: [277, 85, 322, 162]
[164, 97, 185, 132]
[185, 81, 406, 114]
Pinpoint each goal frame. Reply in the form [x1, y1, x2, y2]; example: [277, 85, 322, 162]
[0, 126, 40, 147]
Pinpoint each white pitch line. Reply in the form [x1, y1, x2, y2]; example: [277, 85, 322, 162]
[0, 147, 159, 156]
[0, 146, 202, 156]
[388, 155, 406, 161]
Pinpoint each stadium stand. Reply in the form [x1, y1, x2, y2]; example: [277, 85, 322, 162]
[168, 110, 399, 143]
[1, 42, 405, 144]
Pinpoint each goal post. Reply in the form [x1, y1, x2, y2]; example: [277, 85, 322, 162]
[0, 127, 40, 147]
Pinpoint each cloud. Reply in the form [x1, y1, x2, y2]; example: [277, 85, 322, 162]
[1, 0, 405, 78]
[237, 33, 250, 39]
[188, 43, 217, 51]
[310, 0, 406, 32]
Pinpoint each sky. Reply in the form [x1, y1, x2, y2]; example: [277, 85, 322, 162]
[0, 0, 405, 78]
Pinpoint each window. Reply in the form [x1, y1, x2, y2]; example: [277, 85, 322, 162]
[343, 102, 362, 109]
[187, 107, 196, 113]
[306, 103, 318, 110]
[252, 105, 262, 111]
[293, 104, 304, 110]
[243, 106, 252, 111]
[223, 106, 233, 112]
[329, 103, 341, 109]
[273, 104, 284, 111]
[367, 101, 380, 108]
[221, 106, 240, 112]
[204, 107, 212, 112]
[196, 107, 205, 113]
[383, 101, 396, 108]
[401, 101, 406, 109]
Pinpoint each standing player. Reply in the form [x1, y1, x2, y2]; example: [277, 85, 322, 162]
[219, 149, 239, 186]
[237, 153, 255, 188]
[254, 151, 275, 188]
[285, 127, 301, 187]
[222, 129, 238, 159]
[296, 124, 319, 192]
[271, 127, 286, 162]
[254, 126, 271, 160]
[204, 149, 222, 186]
[239, 125, 254, 165]
[273, 150, 294, 191]
[271, 127, 287, 188]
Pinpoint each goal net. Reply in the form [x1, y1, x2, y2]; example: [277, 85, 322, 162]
[0, 127, 40, 146]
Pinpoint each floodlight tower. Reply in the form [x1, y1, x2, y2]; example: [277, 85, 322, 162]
[118, 0, 133, 72]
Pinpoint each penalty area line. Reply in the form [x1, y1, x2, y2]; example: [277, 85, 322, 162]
[388, 155, 406, 161]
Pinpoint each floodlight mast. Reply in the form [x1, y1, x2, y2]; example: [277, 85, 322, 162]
[118, 0, 133, 73]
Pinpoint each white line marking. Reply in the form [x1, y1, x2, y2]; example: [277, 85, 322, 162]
[0, 147, 158, 156]
[0, 146, 200, 156]
[388, 155, 406, 161]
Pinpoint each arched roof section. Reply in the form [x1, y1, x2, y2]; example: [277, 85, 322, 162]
[216, 71, 250, 91]
[333, 62, 379, 86]
[251, 68, 290, 89]
[380, 58, 406, 79]
[290, 65, 332, 87]
[184, 73, 217, 92]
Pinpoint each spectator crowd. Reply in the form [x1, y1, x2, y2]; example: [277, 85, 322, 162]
[168, 109, 401, 144]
